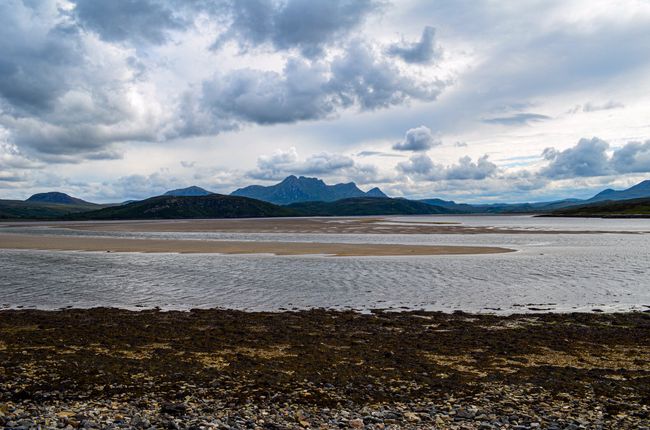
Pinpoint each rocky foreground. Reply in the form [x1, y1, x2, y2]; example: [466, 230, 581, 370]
[0, 309, 648, 429]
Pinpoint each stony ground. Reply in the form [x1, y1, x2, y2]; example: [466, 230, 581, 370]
[0, 309, 648, 429]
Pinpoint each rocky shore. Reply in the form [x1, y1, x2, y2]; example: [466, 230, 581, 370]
[0, 309, 648, 429]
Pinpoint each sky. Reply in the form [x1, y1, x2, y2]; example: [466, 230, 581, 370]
[1, 0, 650, 203]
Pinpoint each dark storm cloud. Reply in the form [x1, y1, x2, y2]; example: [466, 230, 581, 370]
[213, 0, 381, 56]
[387, 26, 439, 64]
[392, 126, 439, 151]
[483, 113, 551, 126]
[71, 0, 187, 45]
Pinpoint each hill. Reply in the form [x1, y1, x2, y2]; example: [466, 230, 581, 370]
[231, 175, 388, 205]
[163, 186, 213, 197]
[65, 194, 298, 220]
[26, 191, 92, 205]
[287, 197, 451, 216]
[544, 198, 650, 218]
[0, 199, 103, 220]
[586, 180, 650, 203]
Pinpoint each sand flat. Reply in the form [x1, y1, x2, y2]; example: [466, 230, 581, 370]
[0, 233, 512, 256]
[0, 217, 558, 235]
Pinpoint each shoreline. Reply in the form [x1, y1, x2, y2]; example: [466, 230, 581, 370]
[0, 233, 514, 256]
[1, 308, 648, 428]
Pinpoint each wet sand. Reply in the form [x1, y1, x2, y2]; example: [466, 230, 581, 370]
[0, 309, 648, 428]
[0, 233, 512, 256]
[0, 217, 618, 235]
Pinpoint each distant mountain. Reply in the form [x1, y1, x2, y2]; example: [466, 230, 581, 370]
[544, 197, 650, 218]
[163, 186, 213, 197]
[420, 198, 477, 213]
[366, 187, 388, 198]
[26, 192, 91, 205]
[287, 197, 451, 216]
[0, 192, 106, 220]
[66, 194, 297, 220]
[231, 175, 388, 205]
[586, 180, 650, 203]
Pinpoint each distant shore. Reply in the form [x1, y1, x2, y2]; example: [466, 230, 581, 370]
[0, 308, 648, 429]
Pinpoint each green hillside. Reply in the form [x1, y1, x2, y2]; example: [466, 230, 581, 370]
[65, 194, 298, 220]
[544, 198, 650, 218]
[0, 200, 104, 220]
[287, 197, 451, 216]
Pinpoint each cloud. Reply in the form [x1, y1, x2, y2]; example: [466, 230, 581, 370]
[611, 140, 650, 173]
[356, 150, 405, 158]
[483, 113, 551, 126]
[71, 0, 187, 45]
[0, 1, 168, 162]
[196, 42, 445, 131]
[212, 0, 381, 57]
[397, 154, 497, 180]
[248, 147, 355, 180]
[392, 126, 440, 151]
[582, 101, 625, 112]
[387, 26, 439, 64]
[541, 137, 612, 179]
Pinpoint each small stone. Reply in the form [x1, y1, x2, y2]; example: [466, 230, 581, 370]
[404, 412, 420, 423]
[349, 418, 364, 429]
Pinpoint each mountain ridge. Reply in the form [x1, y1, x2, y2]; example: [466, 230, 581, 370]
[231, 175, 388, 205]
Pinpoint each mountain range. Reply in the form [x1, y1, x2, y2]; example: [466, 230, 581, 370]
[1, 176, 649, 219]
[231, 175, 387, 205]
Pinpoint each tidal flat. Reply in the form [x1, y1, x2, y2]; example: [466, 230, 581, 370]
[0, 309, 648, 429]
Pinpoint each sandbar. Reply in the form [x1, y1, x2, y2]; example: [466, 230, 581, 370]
[0, 233, 513, 256]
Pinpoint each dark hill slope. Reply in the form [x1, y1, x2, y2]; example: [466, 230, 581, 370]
[26, 192, 92, 205]
[287, 197, 451, 216]
[544, 198, 650, 218]
[163, 186, 213, 197]
[66, 194, 298, 220]
[0, 200, 102, 219]
[586, 180, 650, 203]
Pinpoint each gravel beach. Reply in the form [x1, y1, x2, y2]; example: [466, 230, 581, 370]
[0, 309, 648, 429]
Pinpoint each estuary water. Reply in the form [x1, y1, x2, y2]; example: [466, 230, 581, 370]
[0, 216, 649, 313]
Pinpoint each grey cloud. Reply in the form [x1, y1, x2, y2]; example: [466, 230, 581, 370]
[197, 42, 444, 129]
[0, 1, 162, 162]
[71, 0, 187, 45]
[213, 0, 380, 57]
[583, 101, 625, 112]
[387, 26, 439, 64]
[248, 148, 356, 180]
[541, 137, 612, 179]
[483, 113, 551, 126]
[356, 151, 405, 158]
[397, 154, 497, 180]
[392, 126, 439, 151]
[611, 140, 650, 173]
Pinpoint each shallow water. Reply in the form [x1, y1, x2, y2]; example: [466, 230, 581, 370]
[0, 216, 649, 313]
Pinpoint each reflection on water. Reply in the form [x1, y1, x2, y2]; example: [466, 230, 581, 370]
[0, 216, 649, 313]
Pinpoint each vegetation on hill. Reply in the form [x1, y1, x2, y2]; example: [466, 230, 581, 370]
[287, 197, 450, 216]
[544, 198, 650, 217]
[0, 200, 104, 220]
[65, 194, 298, 220]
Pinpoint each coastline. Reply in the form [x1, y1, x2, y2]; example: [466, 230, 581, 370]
[1, 308, 648, 429]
